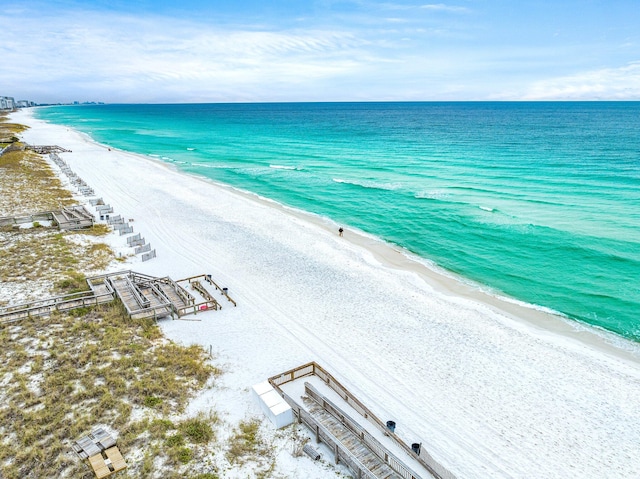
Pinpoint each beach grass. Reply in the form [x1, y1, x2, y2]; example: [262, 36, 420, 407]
[0, 303, 220, 478]
[225, 417, 277, 477]
[0, 116, 298, 479]
[0, 125, 114, 298]
[0, 111, 27, 144]
[0, 140, 76, 216]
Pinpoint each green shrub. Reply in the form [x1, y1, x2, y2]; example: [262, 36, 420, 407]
[54, 271, 88, 294]
[166, 433, 185, 447]
[144, 396, 163, 408]
[178, 447, 193, 464]
[180, 417, 214, 444]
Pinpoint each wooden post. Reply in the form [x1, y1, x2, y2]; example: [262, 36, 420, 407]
[334, 443, 339, 465]
[315, 425, 320, 444]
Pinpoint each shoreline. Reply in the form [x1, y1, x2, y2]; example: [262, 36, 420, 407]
[26, 109, 639, 364]
[11, 108, 640, 479]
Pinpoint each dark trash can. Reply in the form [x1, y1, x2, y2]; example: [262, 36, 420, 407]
[412, 443, 421, 455]
[386, 420, 396, 433]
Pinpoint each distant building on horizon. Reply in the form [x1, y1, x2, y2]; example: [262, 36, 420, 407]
[1, 96, 37, 110]
[0, 96, 16, 110]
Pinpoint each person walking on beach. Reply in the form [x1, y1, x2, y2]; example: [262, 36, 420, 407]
[338, 227, 344, 237]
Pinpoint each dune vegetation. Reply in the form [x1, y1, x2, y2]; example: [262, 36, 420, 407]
[0, 115, 273, 479]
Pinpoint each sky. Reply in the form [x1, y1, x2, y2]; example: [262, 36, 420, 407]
[2, 0, 640, 103]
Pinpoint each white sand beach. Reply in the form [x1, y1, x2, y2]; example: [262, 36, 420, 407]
[11, 109, 640, 479]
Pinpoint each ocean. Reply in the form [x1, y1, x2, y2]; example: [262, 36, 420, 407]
[35, 102, 640, 341]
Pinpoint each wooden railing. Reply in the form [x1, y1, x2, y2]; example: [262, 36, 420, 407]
[0, 289, 115, 324]
[269, 362, 456, 479]
[180, 273, 237, 307]
[161, 276, 195, 306]
[305, 382, 423, 479]
[124, 276, 150, 309]
[278, 387, 378, 479]
[0, 211, 54, 227]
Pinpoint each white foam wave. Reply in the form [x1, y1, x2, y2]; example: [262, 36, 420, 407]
[269, 164, 298, 170]
[415, 190, 451, 200]
[192, 162, 228, 169]
[333, 178, 402, 191]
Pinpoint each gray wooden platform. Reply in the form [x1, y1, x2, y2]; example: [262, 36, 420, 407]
[0, 205, 94, 230]
[304, 396, 401, 479]
[52, 205, 94, 230]
[0, 271, 226, 324]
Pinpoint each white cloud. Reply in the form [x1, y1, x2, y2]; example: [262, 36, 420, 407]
[420, 3, 470, 14]
[1, 11, 374, 102]
[520, 62, 640, 100]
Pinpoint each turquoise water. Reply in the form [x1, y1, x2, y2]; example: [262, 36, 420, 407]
[36, 103, 640, 341]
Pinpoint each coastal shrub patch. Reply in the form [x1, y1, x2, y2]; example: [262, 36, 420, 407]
[166, 433, 186, 447]
[180, 415, 215, 444]
[144, 395, 164, 408]
[78, 223, 110, 236]
[0, 117, 227, 478]
[0, 302, 220, 479]
[54, 270, 89, 294]
[226, 418, 272, 466]
[0, 147, 75, 216]
[178, 447, 194, 464]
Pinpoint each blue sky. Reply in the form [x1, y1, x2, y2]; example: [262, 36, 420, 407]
[3, 0, 639, 103]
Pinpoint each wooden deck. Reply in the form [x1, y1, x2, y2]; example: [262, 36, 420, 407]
[304, 396, 401, 479]
[51, 205, 95, 230]
[270, 362, 453, 479]
[108, 275, 174, 320]
[0, 204, 94, 230]
[0, 271, 229, 324]
[0, 289, 115, 324]
[26, 144, 72, 154]
[156, 281, 190, 310]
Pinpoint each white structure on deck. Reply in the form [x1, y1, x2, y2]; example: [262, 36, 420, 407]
[252, 381, 294, 429]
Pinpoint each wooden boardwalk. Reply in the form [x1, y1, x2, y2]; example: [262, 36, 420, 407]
[1, 271, 230, 324]
[0, 289, 115, 324]
[0, 204, 94, 230]
[304, 396, 401, 479]
[26, 144, 72, 154]
[108, 275, 174, 320]
[156, 282, 189, 309]
[270, 362, 450, 479]
[51, 205, 94, 230]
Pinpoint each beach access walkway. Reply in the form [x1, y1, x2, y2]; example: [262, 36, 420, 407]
[270, 362, 456, 479]
[26, 144, 72, 154]
[0, 204, 95, 230]
[0, 271, 236, 324]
